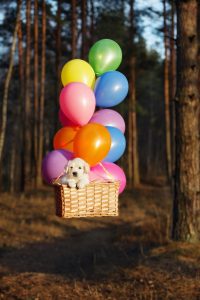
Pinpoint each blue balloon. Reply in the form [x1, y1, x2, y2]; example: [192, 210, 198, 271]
[104, 126, 126, 162]
[94, 71, 129, 107]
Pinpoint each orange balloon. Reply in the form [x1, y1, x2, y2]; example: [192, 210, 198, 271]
[53, 126, 80, 152]
[73, 123, 111, 166]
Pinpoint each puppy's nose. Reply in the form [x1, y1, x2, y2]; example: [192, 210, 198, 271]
[73, 172, 78, 177]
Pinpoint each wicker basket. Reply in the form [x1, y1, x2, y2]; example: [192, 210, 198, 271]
[54, 181, 120, 218]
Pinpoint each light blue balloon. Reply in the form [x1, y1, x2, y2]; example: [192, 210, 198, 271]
[94, 71, 129, 107]
[104, 126, 126, 162]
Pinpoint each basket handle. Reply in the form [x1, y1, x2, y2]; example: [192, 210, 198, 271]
[52, 172, 64, 185]
[98, 163, 116, 181]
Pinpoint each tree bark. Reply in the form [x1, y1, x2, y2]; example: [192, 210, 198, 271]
[71, 0, 76, 58]
[56, 0, 61, 91]
[89, 0, 94, 45]
[170, 0, 176, 186]
[170, 0, 176, 100]
[10, 146, 16, 193]
[17, 2, 25, 191]
[0, 1, 21, 164]
[24, 0, 32, 190]
[146, 98, 153, 177]
[34, 0, 39, 187]
[36, 0, 46, 186]
[54, 0, 62, 132]
[163, 0, 172, 181]
[172, 0, 200, 242]
[198, 1, 200, 81]
[128, 105, 133, 185]
[129, 56, 140, 187]
[17, 11, 24, 87]
[128, 0, 140, 187]
[81, 0, 87, 59]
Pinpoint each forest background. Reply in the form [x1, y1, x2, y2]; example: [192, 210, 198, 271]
[0, 0, 168, 192]
[0, 1, 200, 299]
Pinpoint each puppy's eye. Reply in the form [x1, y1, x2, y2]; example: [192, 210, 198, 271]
[70, 167, 73, 169]
[79, 167, 82, 169]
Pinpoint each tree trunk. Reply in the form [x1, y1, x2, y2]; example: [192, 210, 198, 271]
[170, 1, 176, 99]
[146, 98, 153, 177]
[0, 0, 21, 192]
[36, 0, 46, 186]
[10, 146, 16, 193]
[198, 0, 200, 177]
[89, 0, 94, 45]
[17, 3, 25, 191]
[71, 0, 76, 58]
[128, 0, 140, 188]
[128, 106, 133, 185]
[56, 0, 61, 91]
[24, 0, 32, 190]
[172, 0, 200, 242]
[163, 0, 172, 181]
[81, 0, 87, 59]
[55, 0, 62, 132]
[169, 0, 176, 186]
[34, 0, 39, 187]
[129, 56, 140, 187]
[0, 1, 21, 163]
[198, 0, 200, 157]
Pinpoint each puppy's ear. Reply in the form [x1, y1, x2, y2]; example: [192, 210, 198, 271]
[64, 165, 68, 174]
[64, 161, 71, 174]
[84, 162, 90, 174]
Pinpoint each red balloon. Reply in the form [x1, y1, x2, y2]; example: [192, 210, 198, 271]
[58, 109, 75, 127]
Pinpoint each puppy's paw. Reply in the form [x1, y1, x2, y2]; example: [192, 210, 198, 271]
[77, 181, 86, 189]
[67, 179, 76, 188]
[59, 176, 68, 185]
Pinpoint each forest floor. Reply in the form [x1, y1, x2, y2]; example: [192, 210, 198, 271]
[0, 180, 200, 300]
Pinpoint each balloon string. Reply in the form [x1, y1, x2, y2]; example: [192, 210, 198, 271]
[98, 162, 115, 181]
[61, 138, 74, 147]
[52, 171, 64, 185]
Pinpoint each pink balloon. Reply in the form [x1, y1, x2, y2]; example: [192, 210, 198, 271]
[90, 162, 126, 194]
[59, 82, 96, 126]
[89, 109, 125, 133]
[58, 109, 75, 127]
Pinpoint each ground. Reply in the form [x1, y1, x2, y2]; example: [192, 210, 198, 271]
[0, 183, 200, 300]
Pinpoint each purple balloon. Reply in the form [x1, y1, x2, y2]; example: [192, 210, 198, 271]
[42, 149, 73, 184]
[89, 109, 125, 133]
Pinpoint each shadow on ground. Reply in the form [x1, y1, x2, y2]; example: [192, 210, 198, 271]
[0, 185, 200, 299]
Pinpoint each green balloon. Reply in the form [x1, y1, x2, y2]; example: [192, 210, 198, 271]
[89, 39, 122, 76]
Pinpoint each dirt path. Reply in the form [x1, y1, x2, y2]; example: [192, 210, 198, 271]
[0, 185, 200, 299]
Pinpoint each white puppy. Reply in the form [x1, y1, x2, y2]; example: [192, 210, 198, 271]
[60, 158, 90, 189]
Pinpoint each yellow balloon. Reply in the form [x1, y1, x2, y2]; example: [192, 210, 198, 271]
[61, 59, 95, 88]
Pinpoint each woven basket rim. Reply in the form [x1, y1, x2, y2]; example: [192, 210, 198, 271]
[53, 180, 120, 187]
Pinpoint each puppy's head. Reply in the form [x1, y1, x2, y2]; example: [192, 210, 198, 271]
[64, 158, 90, 179]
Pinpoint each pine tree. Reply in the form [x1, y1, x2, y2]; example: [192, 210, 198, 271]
[128, 0, 140, 187]
[34, 0, 39, 187]
[0, 0, 21, 176]
[37, 0, 46, 186]
[172, 0, 200, 242]
[163, 0, 172, 181]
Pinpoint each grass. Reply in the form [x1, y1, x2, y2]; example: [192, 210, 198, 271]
[0, 183, 200, 299]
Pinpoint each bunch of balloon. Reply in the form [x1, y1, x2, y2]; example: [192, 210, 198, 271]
[42, 39, 128, 194]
